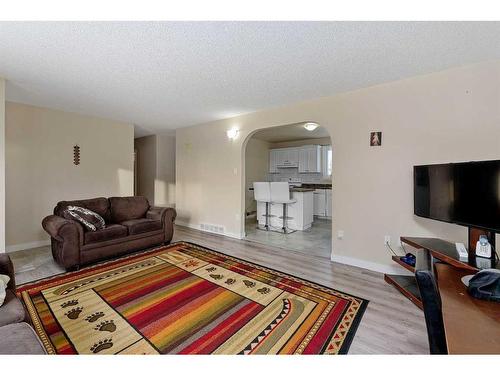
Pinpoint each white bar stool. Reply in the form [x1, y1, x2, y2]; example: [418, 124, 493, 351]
[253, 182, 273, 231]
[270, 182, 297, 234]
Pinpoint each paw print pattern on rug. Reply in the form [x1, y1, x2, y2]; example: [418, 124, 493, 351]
[90, 338, 113, 354]
[257, 287, 271, 295]
[61, 299, 79, 308]
[225, 278, 236, 285]
[65, 307, 83, 320]
[94, 320, 116, 333]
[85, 312, 105, 322]
[243, 280, 256, 288]
[209, 274, 224, 280]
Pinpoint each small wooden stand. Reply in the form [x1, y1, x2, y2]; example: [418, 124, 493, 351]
[384, 236, 499, 310]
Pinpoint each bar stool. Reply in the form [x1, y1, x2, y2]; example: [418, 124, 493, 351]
[270, 182, 297, 234]
[253, 182, 273, 231]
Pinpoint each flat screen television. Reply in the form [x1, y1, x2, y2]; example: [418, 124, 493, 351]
[414, 160, 500, 233]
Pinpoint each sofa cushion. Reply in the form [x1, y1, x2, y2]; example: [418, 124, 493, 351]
[109, 196, 150, 223]
[84, 224, 128, 244]
[121, 218, 162, 235]
[63, 206, 106, 231]
[55, 197, 111, 222]
[0, 322, 46, 354]
[0, 274, 9, 306]
[0, 290, 26, 327]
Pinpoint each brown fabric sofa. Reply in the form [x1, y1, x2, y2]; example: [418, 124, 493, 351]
[0, 254, 26, 327]
[42, 196, 176, 270]
[0, 254, 46, 354]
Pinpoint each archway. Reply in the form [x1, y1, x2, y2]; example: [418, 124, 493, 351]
[240, 122, 334, 259]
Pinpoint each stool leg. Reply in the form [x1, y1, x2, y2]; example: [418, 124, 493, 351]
[265, 202, 270, 231]
[282, 203, 286, 233]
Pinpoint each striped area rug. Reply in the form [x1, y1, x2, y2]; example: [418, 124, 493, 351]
[18, 242, 368, 354]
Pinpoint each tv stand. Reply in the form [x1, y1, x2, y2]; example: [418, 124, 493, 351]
[384, 236, 500, 309]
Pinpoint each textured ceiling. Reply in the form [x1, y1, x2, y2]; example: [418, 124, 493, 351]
[1, 22, 500, 136]
[252, 123, 330, 142]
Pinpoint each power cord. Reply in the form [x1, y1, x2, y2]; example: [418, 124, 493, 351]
[386, 242, 402, 257]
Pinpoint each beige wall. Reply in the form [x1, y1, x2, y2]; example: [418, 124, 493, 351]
[176, 61, 500, 271]
[244, 138, 270, 213]
[0, 79, 4, 252]
[6, 102, 134, 250]
[135, 135, 157, 204]
[135, 134, 176, 207]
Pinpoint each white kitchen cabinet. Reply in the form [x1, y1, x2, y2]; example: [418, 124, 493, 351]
[313, 189, 326, 216]
[269, 149, 278, 173]
[270, 145, 321, 173]
[272, 147, 298, 168]
[325, 189, 332, 218]
[298, 145, 321, 173]
[313, 188, 332, 217]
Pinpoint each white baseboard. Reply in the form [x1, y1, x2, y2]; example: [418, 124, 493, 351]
[6, 240, 51, 253]
[331, 253, 412, 275]
[176, 221, 243, 240]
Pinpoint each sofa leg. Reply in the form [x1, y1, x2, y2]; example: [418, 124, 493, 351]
[67, 265, 80, 272]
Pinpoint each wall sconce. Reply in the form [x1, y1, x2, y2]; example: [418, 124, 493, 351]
[226, 127, 239, 140]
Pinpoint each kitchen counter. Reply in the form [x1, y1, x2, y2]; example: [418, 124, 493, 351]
[256, 189, 314, 231]
[301, 183, 332, 189]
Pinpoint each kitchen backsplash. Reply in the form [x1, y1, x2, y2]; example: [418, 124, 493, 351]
[267, 169, 331, 183]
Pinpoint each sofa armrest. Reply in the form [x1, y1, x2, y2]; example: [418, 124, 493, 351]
[42, 215, 84, 245]
[147, 207, 176, 243]
[42, 215, 84, 269]
[146, 206, 167, 222]
[0, 254, 15, 291]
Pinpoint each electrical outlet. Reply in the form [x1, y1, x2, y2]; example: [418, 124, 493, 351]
[384, 235, 391, 245]
[337, 230, 344, 239]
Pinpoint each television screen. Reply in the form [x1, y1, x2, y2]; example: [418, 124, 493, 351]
[414, 160, 500, 232]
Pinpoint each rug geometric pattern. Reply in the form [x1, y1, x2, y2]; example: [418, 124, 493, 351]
[18, 242, 368, 354]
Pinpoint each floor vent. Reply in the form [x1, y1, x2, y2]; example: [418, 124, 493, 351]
[200, 223, 225, 234]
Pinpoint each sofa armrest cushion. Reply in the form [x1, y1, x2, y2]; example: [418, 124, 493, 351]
[147, 207, 176, 223]
[42, 215, 84, 246]
[146, 206, 167, 222]
[0, 254, 15, 291]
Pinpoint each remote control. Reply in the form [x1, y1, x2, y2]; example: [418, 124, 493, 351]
[455, 243, 468, 259]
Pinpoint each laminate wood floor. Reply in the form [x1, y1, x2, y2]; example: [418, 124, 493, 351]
[9, 224, 429, 354]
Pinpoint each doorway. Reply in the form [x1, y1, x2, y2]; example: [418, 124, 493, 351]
[243, 123, 333, 259]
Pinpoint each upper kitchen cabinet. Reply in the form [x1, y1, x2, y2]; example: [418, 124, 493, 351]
[298, 145, 321, 173]
[270, 146, 322, 173]
[269, 148, 278, 173]
[269, 148, 299, 172]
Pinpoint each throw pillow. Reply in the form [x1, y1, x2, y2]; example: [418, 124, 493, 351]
[63, 206, 106, 232]
[0, 274, 10, 307]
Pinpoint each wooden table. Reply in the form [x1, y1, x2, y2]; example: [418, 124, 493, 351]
[435, 263, 500, 354]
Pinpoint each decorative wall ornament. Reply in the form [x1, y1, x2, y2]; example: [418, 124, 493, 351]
[370, 131, 382, 146]
[73, 145, 81, 165]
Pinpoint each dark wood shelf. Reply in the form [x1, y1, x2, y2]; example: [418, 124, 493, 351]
[391, 255, 415, 273]
[401, 237, 499, 271]
[384, 274, 422, 309]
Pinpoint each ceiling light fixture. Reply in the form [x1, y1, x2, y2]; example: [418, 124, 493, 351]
[304, 122, 319, 131]
[226, 127, 239, 140]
